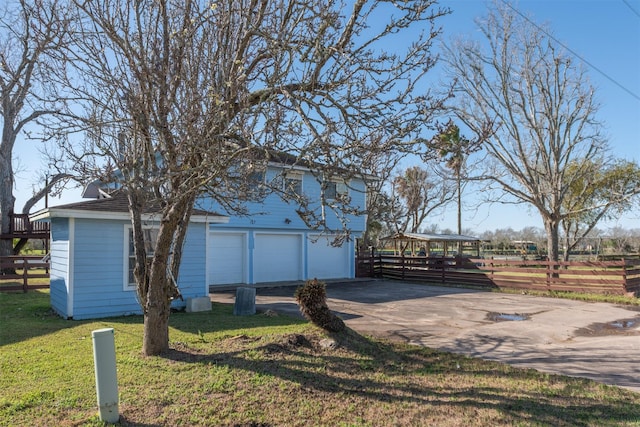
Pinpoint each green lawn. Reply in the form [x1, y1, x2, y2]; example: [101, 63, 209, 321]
[1, 290, 640, 426]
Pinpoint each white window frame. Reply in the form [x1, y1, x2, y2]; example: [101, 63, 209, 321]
[325, 179, 349, 200]
[284, 171, 303, 197]
[123, 225, 160, 291]
[247, 170, 266, 197]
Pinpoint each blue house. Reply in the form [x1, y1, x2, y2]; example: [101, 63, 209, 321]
[31, 162, 367, 319]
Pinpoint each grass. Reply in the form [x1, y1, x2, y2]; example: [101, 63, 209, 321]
[2, 291, 640, 426]
[496, 287, 640, 305]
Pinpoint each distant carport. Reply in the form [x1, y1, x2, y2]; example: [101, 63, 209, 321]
[382, 232, 483, 257]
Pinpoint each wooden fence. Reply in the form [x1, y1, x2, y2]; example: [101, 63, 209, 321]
[0, 256, 50, 292]
[357, 253, 640, 296]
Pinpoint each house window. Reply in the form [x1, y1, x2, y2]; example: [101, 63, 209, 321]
[325, 180, 348, 200]
[247, 170, 266, 197]
[124, 226, 159, 290]
[284, 172, 303, 197]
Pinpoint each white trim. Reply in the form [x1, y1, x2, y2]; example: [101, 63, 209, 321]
[67, 218, 75, 318]
[267, 161, 310, 173]
[284, 171, 304, 196]
[266, 160, 376, 181]
[31, 208, 228, 224]
[124, 224, 174, 291]
[123, 225, 135, 291]
[306, 233, 352, 280]
[253, 231, 304, 283]
[324, 178, 350, 200]
[205, 228, 211, 293]
[208, 230, 249, 285]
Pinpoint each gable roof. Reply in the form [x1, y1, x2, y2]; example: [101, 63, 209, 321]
[30, 191, 228, 224]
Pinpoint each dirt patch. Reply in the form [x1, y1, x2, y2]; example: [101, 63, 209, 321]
[574, 317, 640, 337]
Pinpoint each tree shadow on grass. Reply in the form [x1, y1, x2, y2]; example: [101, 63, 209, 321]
[161, 324, 640, 426]
[0, 289, 303, 346]
[0, 290, 79, 346]
[167, 302, 307, 335]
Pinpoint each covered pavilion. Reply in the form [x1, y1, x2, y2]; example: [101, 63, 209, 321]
[382, 232, 483, 257]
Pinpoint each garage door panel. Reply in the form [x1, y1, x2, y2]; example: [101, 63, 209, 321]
[254, 234, 302, 283]
[308, 235, 350, 279]
[209, 233, 245, 285]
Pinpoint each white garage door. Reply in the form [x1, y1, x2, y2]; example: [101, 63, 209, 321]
[307, 235, 351, 280]
[208, 232, 246, 285]
[254, 233, 302, 283]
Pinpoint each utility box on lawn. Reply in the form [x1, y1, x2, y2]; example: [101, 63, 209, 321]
[186, 297, 212, 313]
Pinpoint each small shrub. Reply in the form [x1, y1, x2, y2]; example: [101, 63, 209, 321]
[294, 278, 345, 332]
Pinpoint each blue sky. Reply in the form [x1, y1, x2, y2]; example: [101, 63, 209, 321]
[12, 0, 640, 233]
[411, 0, 640, 233]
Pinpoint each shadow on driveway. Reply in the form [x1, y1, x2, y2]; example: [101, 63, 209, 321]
[210, 279, 640, 393]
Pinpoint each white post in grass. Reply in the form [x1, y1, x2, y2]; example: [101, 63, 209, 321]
[92, 328, 119, 423]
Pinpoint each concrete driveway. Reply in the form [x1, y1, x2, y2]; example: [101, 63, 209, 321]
[210, 279, 640, 393]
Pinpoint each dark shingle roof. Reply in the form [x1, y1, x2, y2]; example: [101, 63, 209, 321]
[31, 190, 227, 222]
[50, 190, 132, 212]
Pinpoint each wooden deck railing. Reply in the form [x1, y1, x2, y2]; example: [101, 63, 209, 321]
[356, 253, 640, 297]
[8, 213, 50, 235]
[0, 256, 50, 292]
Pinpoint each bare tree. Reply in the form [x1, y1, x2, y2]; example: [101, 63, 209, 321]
[442, 2, 621, 261]
[604, 226, 636, 255]
[390, 165, 455, 234]
[55, 0, 449, 355]
[359, 134, 404, 250]
[0, 0, 70, 263]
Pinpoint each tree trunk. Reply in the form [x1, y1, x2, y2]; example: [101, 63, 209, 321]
[456, 173, 462, 255]
[0, 149, 16, 272]
[140, 197, 193, 356]
[544, 219, 560, 262]
[544, 218, 561, 280]
[142, 296, 170, 355]
[141, 235, 174, 356]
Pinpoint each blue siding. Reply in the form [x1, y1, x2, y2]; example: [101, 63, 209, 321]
[67, 219, 207, 320]
[200, 167, 366, 233]
[50, 218, 70, 318]
[71, 219, 139, 319]
[48, 165, 365, 318]
[203, 167, 366, 285]
[175, 223, 207, 299]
